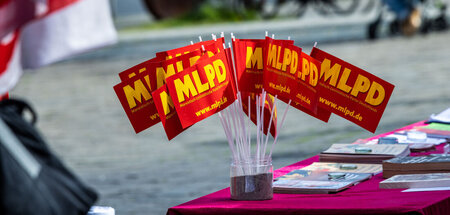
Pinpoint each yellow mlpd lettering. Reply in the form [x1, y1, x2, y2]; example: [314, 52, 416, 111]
[123, 80, 152, 109]
[350, 74, 370, 97]
[156, 66, 176, 88]
[281, 48, 291, 71]
[144, 75, 151, 90]
[213, 59, 227, 84]
[320, 58, 342, 87]
[246, 47, 263, 69]
[301, 59, 319, 87]
[174, 51, 189, 58]
[159, 90, 175, 115]
[267, 44, 278, 68]
[365, 81, 385, 106]
[301, 58, 310, 81]
[204, 64, 216, 88]
[309, 62, 319, 87]
[290, 50, 298, 75]
[337, 68, 352, 93]
[206, 51, 215, 57]
[276, 46, 282, 70]
[189, 56, 201, 66]
[127, 68, 146, 79]
[175, 61, 184, 72]
[300, 58, 309, 80]
[192, 70, 209, 94]
[174, 74, 198, 103]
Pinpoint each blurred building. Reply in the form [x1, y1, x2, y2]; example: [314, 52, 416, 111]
[110, 0, 154, 29]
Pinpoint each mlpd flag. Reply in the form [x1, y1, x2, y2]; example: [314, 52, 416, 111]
[232, 38, 292, 136]
[149, 50, 205, 139]
[166, 51, 237, 128]
[223, 46, 279, 136]
[310, 47, 394, 132]
[264, 38, 306, 109]
[152, 85, 189, 140]
[263, 37, 331, 123]
[115, 50, 204, 136]
[113, 62, 160, 133]
[232, 38, 265, 94]
[291, 51, 332, 123]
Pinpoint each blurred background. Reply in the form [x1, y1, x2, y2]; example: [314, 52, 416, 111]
[6, 0, 450, 214]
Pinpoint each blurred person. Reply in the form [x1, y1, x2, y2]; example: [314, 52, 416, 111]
[383, 0, 422, 36]
[368, 0, 422, 39]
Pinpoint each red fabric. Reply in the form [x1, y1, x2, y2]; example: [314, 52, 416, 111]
[167, 122, 450, 215]
[0, 0, 35, 38]
[0, 30, 18, 75]
[0, 92, 8, 100]
[0, 0, 79, 38]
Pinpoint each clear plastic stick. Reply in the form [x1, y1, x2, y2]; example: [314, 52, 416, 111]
[263, 95, 277, 157]
[269, 99, 292, 158]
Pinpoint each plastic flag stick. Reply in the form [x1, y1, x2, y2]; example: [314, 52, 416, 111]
[269, 99, 292, 158]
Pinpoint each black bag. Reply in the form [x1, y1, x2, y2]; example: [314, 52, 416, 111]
[0, 99, 98, 215]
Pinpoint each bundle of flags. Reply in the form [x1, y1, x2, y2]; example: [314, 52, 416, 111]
[114, 34, 395, 140]
[0, 0, 117, 98]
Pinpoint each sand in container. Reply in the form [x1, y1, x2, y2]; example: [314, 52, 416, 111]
[230, 156, 273, 200]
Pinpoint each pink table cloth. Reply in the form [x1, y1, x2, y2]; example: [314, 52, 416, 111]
[167, 122, 450, 215]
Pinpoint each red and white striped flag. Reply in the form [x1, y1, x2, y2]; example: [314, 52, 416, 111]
[0, 0, 117, 96]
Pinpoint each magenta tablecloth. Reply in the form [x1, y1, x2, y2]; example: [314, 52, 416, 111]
[167, 122, 450, 215]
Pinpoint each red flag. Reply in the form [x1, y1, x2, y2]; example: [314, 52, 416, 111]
[231, 38, 290, 137]
[293, 51, 332, 122]
[115, 50, 206, 135]
[156, 38, 225, 60]
[262, 37, 330, 124]
[311, 47, 395, 132]
[232, 38, 265, 93]
[113, 70, 160, 133]
[263, 38, 305, 106]
[226, 46, 278, 136]
[1, 0, 117, 95]
[148, 50, 207, 139]
[166, 51, 237, 128]
[152, 85, 189, 140]
[224, 47, 238, 98]
[0, 30, 20, 95]
[20, 0, 117, 69]
[0, 0, 40, 39]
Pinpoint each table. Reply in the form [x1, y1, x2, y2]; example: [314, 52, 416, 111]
[167, 122, 450, 215]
